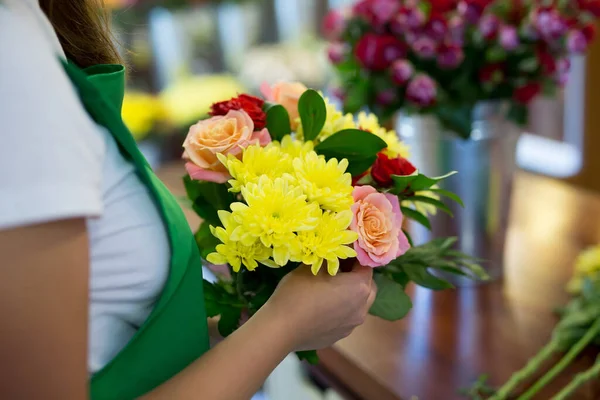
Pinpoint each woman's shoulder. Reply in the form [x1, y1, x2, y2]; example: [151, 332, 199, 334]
[0, 1, 107, 230]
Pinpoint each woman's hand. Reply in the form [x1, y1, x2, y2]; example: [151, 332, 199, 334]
[264, 263, 377, 351]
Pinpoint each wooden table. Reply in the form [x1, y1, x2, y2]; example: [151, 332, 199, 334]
[157, 164, 600, 400]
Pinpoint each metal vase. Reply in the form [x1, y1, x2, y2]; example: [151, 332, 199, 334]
[396, 103, 521, 284]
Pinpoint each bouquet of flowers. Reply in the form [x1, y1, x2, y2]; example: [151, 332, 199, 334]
[182, 82, 487, 362]
[324, 0, 600, 138]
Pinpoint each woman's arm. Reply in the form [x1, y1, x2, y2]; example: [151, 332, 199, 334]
[0, 222, 374, 400]
[0, 219, 89, 400]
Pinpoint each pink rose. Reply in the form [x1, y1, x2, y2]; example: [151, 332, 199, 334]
[261, 81, 308, 130]
[183, 109, 271, 183]
[350, 186, 410, 268]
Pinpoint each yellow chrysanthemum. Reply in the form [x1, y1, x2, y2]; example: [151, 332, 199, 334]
[292, 210, 358, 276]
[229, 176, 321, 266]
[402, 186, 441, 217]
[293, 152, 354, 212]
[296, 96, 356, 142]
[207, 210, 273, 272]
[275, 135, 315, 159]
[356, 112, 410, 158]
[219, 145, 294, 193]
[567, 246, 600, 294]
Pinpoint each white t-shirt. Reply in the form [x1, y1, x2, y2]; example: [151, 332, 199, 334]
[0, 0, 170, 373]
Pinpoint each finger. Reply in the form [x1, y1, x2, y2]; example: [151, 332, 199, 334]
[350, 264, 374, 284]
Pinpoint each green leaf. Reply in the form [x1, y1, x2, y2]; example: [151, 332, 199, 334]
[403, 229, 414, 248]
[436, 106, 472, 139]
[315, 129, 387, 176]
[411, 171, 458, 191]
[401, 206, 432, 230]
[410, 195, 454, 217]
[195, 222, 221, 259]
[402, 264, 454, 290]
[296, 350, 320, 365]
[264, 104, 291, 141]
[342, 80, 368, 114]
[507, 103, 529, 126]
[298, 89, 327, 141]
[218, 307, 242, 337]
[183, 176, 235, 226]
[315, 129, 388, 156]
[369, 274, 413, 321]
[390, 174, 419, 194]
[429, 188, 465, 207]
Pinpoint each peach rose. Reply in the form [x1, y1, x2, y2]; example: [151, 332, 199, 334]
[183, 109, 271, 183]
[260, 81, 308, 130]
[350, 185, 410, 267]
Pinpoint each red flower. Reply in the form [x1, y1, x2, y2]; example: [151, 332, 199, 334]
[354, 33, 407, 71]
[583, 23, 597, 42]
[430, 0, 458, 13]
[479, 63, 505, 83]
[210, 94, 266, 130]
[322, 9, 346, 41]
[513, 82, 542, 104]
[352, 0, 400, 27]
[537, 50, 557, 75]
[577, 0, 600, 17]
[371, 153, 417, 188]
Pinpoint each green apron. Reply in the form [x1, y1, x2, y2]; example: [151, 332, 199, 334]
[60, 61, 210, 399]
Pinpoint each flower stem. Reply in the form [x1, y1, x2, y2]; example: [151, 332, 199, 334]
[489, 340, 559, 400]
[551, 355, 600, 400]
[517, 318, 600, 400]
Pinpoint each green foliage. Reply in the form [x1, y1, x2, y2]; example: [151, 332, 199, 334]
[218, 307, 243, 337]
[400, 206, 431, 230]
[410, 195, 454, 217]
[435, 105, 473, 140]
[183, 176, 235, 226]
[429, 188, 465, 207]
[391, 171, 458, 195]
[195, 222, 221, 259]
[369, 274, 413, 321]
[391, 237, 489, 283]
[264, 103, 291, 141]
[315, 129, 387, 175]
[298, 89, 327, 141]
[297, 350, 320, 365]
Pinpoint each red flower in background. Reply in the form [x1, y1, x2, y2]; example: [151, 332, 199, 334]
[352, 0, 400, 27]
[583, 23, 597, 42]
[513, 82, 542, 104]
[577, 0, 600, 18]
[478, 63, 505, 83]
[537, 49, 557, 75]
[430, 0, 459, 14]
[371, 153, 417, 187]
[322, 9, 347, 41]
[210, 94, 266, 130]
[355, 33, 406, 71]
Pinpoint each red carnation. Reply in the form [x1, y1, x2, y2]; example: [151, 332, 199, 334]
[577, 0, 600, 17]
[479, 63, 505, 84]
[371, 152, 417, 188]
[513, 82, 542, 104]
[430, 0, 458, 13]
[582, 23, 597, 42]
[354, 33, 407, 71]
[210, 94, 266, 130]
[537, 50, 557, 75]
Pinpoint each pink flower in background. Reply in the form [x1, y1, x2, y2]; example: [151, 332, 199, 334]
[437, 43, 465, 69]
[390, 6, 426, 34]
[327, 42, 347, 64]
[478, 14, 500, 40]
[533, 8, 567, 41]
[426, 13, 449, 40]
[261, 81, 308, 130]
[391, 59, 414, 85]
[354, 33, 406, 70]
[412, 36, 437, 59]
[406, 74, 437, 107]
[448, 15, 466, 44]
[499, 25, 519, 50]
[458, 0, 489, 23]
[376, 89, 397, 105]
[322, 8, 347, 41]
[568, 30, 589, 53]
[350, 186, 410, 268]
[352, 0, 400, 27]
[184, 110, 271, 183]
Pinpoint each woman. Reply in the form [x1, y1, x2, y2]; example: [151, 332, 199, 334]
[0, 1, 377, 399]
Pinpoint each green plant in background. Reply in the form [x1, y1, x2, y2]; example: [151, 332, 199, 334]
[463, 246, 600, 400]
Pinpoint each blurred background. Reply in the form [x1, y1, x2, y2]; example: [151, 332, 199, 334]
[105, 1, 600, 398]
